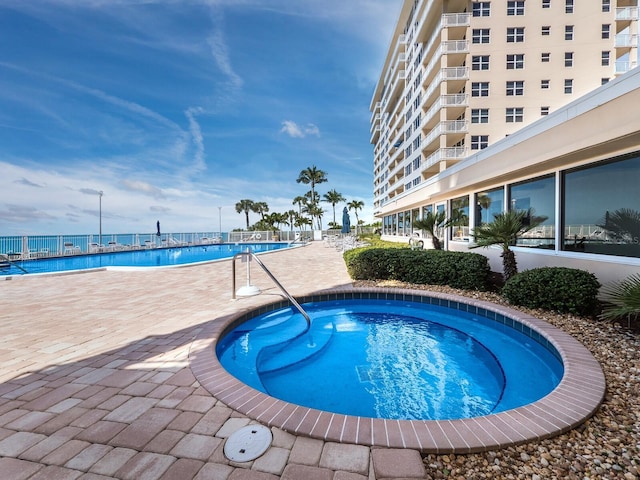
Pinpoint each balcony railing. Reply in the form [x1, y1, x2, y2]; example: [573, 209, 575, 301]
[616, 6, 638, 21]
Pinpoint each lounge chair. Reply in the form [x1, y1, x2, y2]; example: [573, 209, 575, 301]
[63, 242, 80, 255]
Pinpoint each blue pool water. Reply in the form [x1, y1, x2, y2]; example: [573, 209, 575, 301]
[0, 243, 291, 276]
[216, 299, 564, 421]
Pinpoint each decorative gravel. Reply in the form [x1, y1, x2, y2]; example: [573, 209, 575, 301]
[355, 280, 639, 480]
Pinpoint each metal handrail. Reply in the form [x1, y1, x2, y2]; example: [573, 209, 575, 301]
[231, 250, 311, 326]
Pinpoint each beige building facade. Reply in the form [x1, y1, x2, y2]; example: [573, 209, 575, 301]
[370, 0, 640, 284]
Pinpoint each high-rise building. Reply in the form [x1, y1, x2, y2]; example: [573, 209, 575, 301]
[371, 0, 637, 215]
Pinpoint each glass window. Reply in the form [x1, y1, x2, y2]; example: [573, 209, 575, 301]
[565, 52, 574, 67]
[564, 79, 573, 94]
[563, 153, 640, 258]
[602, 0, 611, 12]
[507, 54, 525, 69]
[541, 52, 550, 62]
[509, 175, 556, 249]
[541, 79, 550, 89]
[472, 82, 490, 96]
[507, 27, 525, 42]
[565, 0, 574, 13]
[506, 80, 524, 96]
[471, 108, 489, 123]
[475, 187, 505, 226]
[450, 196, 470, 241]
[542, 26, 550, 36]
[405, 210, 412, 233]
[473, 2, 491, 16]
[471, 135, 489, 150]
[506, 107, 524, 122]
[602, 51, 610, 66]
[422, 205, 433, 219]
[542, 0, 550, 8]
[541, 106, 550, 115]
[473, 28, 491, 44]
[602, 24, 610, 39]
[472, 55, 490, 70]
[507, 1, 525, 15]
[397, 211, 404, 235]
[565, 25, 574, 40]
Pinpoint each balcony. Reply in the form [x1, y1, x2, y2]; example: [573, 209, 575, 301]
[616, 6, 638, 21]
[615, 33, 638, 48]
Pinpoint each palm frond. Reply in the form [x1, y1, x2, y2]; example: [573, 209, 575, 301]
[599, 273, 640, 321]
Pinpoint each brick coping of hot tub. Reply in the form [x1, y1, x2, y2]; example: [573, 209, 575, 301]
[189, 287, 606, 453]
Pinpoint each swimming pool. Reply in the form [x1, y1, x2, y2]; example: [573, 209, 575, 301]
[0, 243, 293, 276]
[216, 298, 563, 421]
[191, 288, 606, 452]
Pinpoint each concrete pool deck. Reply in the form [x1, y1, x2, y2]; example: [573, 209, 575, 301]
[0, 241, 604, 479]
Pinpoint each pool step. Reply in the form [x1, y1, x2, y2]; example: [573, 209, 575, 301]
[256, 317, 335, 374]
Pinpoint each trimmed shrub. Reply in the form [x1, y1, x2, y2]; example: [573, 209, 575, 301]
[501, 267, 601, 316]
[344, 248, 491, 291]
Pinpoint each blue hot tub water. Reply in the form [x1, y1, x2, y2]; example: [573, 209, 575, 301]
[216, 299, 564, 421]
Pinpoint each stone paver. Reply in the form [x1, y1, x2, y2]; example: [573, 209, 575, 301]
[370, 448, 426, 478]
[0, 243, 437, 479]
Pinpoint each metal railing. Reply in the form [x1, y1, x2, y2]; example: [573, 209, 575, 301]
[231, 250, 311, 326]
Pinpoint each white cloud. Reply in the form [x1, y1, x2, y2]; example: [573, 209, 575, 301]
[280, 120, 321, 138]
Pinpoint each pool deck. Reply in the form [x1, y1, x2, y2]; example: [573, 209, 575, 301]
[0, 241, 604, 479]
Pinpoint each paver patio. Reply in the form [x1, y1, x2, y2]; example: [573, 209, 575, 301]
[0, 241, 428, 479]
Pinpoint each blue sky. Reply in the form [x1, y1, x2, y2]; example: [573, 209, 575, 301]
[0, 0, 402, 235]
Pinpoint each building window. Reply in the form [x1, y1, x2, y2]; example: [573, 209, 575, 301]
[542, 26, 550, 36]
[602, 77, 610, 85]
[413, 157, 421, 170]
[601, 51, 610, 66]
[541, 79, 550, 89]
[565, 0, 574, 13]
[564, 79, 573, 94]
[475, 187, 504, 226]
[473, 2, 491, 16]
[510, 175, 556, 249]
[507, 1, 525, 15]
[541, 106, 550, 115]
[602, 24, 610, 39]
[507, 27, 525, 42]
[565, 25, 574, 40]
[565, 52, 574, 67]
[507, 54, 524, 69]
[541, 52, 550, 62]
[506, 107, 524, 122]
[506, 80, 524, 96]
[405, 164, 412, 176]
[602, 0, 610, 12]
[471, 135, 489, 150]
[472, 29, 491, 44]
[472, 55, 490, 70]
[413, 177, 421, 187]
[542, 0, 550, 7]
[471, 108, 489, 123]
[563, 153, 640, 258]
[450, 196, 470, 241]
[471, 82, 490, 96]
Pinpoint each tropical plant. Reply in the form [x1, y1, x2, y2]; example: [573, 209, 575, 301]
[599, 273, 640, 328]
[412, 211, 448, 250]
[296, 166, 328, 207]
[599, 208, 640, 243]
[235, 199, 255, 230]
[471, 208, 547, 281]
[252, 202, 269, 220]
[286, 210, 297, 232]
[347, 199, 364, 235]
[323, 189, 346, 225]
[304, 202, 325, 230]
[292, 196, 306, 215]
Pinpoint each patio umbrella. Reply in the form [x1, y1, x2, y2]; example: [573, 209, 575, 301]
[341, 207, 351, 234]
[156, 220, 161, 237]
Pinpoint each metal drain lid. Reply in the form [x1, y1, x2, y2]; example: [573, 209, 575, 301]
[223, 424, 272, 462]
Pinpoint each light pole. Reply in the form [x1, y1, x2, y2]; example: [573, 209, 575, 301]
[99, 191, 103, 245]
[218, 206, 222, 241]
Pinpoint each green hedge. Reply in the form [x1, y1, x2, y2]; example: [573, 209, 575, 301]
[344, 247, 491, 291]
[501, 267, 601, 316]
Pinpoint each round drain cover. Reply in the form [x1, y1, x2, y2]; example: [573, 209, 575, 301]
[223, 424, 272, 462]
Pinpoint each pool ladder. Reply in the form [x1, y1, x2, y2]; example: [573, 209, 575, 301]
[231, 250, 311, 326]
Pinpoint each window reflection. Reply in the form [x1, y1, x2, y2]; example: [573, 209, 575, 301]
[475, 187, 504, 226]
[450, 196, 470, 240]
[563, 154, 640, 258]
[509, 175, 556, 248]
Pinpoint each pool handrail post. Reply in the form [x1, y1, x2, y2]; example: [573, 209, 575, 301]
[231, 250, 311, 326]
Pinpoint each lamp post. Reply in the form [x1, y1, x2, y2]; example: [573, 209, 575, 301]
[218, 206, 222, 241]
[99, 191, 103, 245]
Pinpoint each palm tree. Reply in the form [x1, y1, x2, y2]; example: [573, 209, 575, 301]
[292, 196, 307, 216]
[235, 199, 255, 230]
[347, 200, 364, 235]
[599, 273, 640, 328]
[304, 202, 324, 230]
[471, 209, 547, 281]
[296, 166, 328, 207]
[286, 210, 297, 232]
[253, 202, 269, 220]
[413, 211, 448, 250]
[323, 189, 346, 225]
